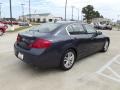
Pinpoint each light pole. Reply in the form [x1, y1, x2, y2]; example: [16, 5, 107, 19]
[29, 0, 31, 22]
[74, 7, 80, 21]
[65, 0, 67, 21]
[9, 0, 13, 26]
[21, 4, 25, 22]
[81, 11, 83, 22]
[71, 6, 74, 21]
[0, 3, 2, 20]
[77, 8, 80, 21]
[118, 15, 120, 31]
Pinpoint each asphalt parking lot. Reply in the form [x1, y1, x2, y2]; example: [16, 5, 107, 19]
[0, 29, 120, 90]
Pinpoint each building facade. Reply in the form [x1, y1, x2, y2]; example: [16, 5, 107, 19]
[92, 18, 112, 24]
[19, 13, 62, 23]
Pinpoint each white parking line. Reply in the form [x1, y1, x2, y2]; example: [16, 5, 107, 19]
[96, 54, 120, 83]
[107, 67, 120, 79]
[96, 55, 120, 73]
[98, 73, 120, 82]
[114, 60, 120, 65]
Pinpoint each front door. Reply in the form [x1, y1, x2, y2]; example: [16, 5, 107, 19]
[83, 24, 104, 53]
[67, 23, 91, 59]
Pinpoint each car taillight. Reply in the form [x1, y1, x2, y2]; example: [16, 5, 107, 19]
[17, 35, 22, 42]
[28, 39, 52, 48]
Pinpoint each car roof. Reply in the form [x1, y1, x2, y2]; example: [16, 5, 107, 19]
[55, 21, 84, 25]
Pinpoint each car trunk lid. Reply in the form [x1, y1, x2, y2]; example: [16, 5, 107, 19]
[17, 30, 50, 50]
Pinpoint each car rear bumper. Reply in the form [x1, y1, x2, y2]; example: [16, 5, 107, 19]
[14, 43, 61, 68]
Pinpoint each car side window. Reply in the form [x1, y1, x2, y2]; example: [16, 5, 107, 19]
[72, 24, 85, 34]
[84, 24, 96, 34]
[67, 24, 86, 35]
[67, 25, 74, 35]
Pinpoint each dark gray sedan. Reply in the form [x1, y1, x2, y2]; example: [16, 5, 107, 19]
[14, 21, 110, 70]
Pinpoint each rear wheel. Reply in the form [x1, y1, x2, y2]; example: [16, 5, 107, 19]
[60, 49, 76, 70]
[110, 28, 112, 30]
[101, 40, 109, 52]
[0, 29, 3, 36]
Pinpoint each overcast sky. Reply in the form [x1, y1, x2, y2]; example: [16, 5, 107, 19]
[0, 0, 120, 21]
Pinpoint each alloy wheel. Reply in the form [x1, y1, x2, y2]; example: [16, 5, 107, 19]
[104, 40, 109, 51]
[0, 30, 3, 36]
[63, 51, 75, 69]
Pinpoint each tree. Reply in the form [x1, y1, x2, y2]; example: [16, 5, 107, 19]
[82, 5, 103, 23]
[94, 11, 100, 18]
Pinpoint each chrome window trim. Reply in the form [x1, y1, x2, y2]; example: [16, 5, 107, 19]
[65, 24, 73, 36]
[66, 23, 86, 36]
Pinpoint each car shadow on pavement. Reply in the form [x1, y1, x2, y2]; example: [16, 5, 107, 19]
[75, 52, 100, 63]
[16, 52, 108, 76]
[17, 61, 65, 75]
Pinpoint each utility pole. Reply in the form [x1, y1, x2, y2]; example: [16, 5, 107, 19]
[77, 8, 80, 21]
[65, 0, 67, 21]
[0, 3, 2, 20]
[74, 7, 80, 21]
[9, 0, 13, 26]
[21, 4, 25, 22]
[29, 0, 31, 22]
[71, 6, 74, 21]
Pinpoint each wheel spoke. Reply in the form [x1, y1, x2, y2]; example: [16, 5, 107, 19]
[64, 57, 68, 61]
[70, 55, 74, 60]
[104, 41, 109, 51]
[63, 51, 75, 68]
[68, 52, 72, 57]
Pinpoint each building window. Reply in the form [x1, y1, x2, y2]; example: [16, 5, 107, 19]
[43, 18, 46, 23]
[37, 18, 40, 23]
[33, 18, 35, 22]
[49, 19, 52, 22]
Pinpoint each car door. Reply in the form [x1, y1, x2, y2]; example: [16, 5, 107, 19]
[83, 24, 105, 53]
[66, 23, 91, 59]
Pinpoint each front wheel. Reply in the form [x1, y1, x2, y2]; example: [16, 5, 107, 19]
[101, 40, 109, 52]
[60, 49, 76, 70]
[0, 30, 4, 36]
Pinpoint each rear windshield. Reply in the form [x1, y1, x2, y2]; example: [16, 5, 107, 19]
[29, 23, 61, 33]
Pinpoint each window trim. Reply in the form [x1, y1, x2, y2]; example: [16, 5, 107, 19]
[66, 23, 87, 36]
[83, 24, 97, 34]
[65, 24, 72, 36]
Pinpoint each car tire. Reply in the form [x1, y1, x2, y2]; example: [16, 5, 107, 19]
[101, 40, 109, 52]
[60, 49, 76, 70]
[0, 29, 3, 36]
[110, 28, 112, 30]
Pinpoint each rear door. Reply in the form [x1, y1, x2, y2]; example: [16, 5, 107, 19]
[66, 23, 91, 59]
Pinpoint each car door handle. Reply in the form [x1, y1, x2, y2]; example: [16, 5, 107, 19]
[74, 37, 77, 40]
[90, 36, 95, 40]
[90, 34, 97, 40]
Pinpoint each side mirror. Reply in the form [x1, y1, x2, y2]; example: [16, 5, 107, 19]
[97, 31, 102, 35]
